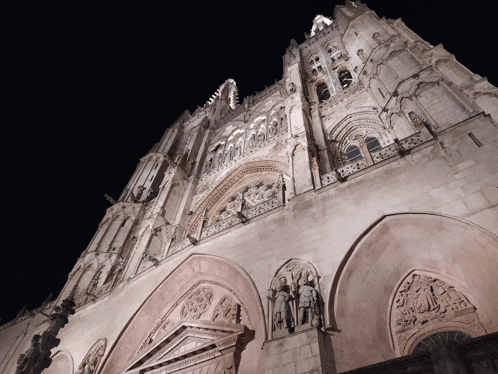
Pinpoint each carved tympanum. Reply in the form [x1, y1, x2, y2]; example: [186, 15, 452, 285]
[75, 338, 106, 374]
[180, 287, 214, 319]
[391, 272, 486, 355]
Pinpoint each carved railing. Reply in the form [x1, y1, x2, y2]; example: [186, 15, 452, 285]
[321, 132, 427, 187]
[202, 198, 280, 240]
[371, 144, 398, 163]
[201, 216, 240, 240]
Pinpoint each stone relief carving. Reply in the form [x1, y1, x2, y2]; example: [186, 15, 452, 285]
[211, 295, 240, 323]
[180, 286, 214, 319]
[267, 260, 322, 338]
[210, 179, 278, 224]
[391, 272, 486, 355]
[75, 338, 106, 374]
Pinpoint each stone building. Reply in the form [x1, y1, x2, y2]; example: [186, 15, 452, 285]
[1, 2, 498, 373]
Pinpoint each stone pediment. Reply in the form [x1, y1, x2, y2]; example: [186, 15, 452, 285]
[123, 319, 251, 374]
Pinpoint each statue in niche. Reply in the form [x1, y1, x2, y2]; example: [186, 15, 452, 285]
[269, 121, 278, 137]
[203, 157, 213, 173]
[257, 130, 266, 144]
[216, 152, 223, 168]
[247, 133, 256, 149]
[267, 279, 292, 330]
[234, 142, 242, 157]
[295, 275, 320, 327]
[224, 147, 234, 163]
[279, 114, 287, 132]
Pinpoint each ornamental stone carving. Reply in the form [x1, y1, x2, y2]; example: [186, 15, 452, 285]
[75, 338, 106, 374]
[267, 260, 322, 338]
[391, 272, 486, 355]
[211, 295, 240, 323]
[180, 286, 214, 319]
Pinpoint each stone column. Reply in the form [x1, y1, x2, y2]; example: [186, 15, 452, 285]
[356, 135, 374, 166]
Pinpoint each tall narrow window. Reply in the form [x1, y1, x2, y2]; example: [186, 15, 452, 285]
[316, 82, 330, 103]
[345, 145, 362, 162]
[365, 136, 381, 153]
[309, 56, 322, 75]
[338, 69, 353, 88]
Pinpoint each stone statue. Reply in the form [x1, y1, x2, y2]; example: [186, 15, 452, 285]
[297, 277, 320, 327]
[268, 282, 292, 330]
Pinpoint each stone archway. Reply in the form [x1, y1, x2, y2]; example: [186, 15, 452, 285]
[98, 254, 265, 374]
[329, 213, 498, 370]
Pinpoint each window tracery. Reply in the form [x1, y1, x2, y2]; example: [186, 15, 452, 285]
[326, 44, 344, 63]
[308, 55, 323, 75]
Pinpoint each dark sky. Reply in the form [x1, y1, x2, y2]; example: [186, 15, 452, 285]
[2, 0, 498, 323]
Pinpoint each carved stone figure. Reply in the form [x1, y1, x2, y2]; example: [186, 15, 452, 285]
[269, 120, 278, 137]
[394, 273, 478, 331]
[257, 131, 266, 144]
[297, 277, 320, 327]
[234, 142, 242, 157]
[268, 282, 292, 330]
[247, 133, 256, 149]
[203, 157, 213, 173]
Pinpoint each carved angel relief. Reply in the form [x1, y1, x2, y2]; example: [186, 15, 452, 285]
[267, 260, 322, 338]
[391, 272, 486, 355]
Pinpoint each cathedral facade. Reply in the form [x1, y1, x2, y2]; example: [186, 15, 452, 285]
[2, 2, 498, 374]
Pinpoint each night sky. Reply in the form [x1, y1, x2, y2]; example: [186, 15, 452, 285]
[2, 0, 498, 323]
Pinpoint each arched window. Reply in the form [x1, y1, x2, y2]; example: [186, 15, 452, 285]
[327, 45, 343, 62]
[309, 56, 322, 75]
[338, 69, 353, 88]
[365, 136, 381, 153]
[316, 82, 330, 103]
[413, 331, 472, 354]
[345, 144, 362, 162]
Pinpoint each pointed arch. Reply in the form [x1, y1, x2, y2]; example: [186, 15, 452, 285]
[328, 213, 498, 367]
[99, 254, 266, 374]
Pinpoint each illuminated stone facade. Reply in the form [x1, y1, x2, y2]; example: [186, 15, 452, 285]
[2, 2, 498, 374]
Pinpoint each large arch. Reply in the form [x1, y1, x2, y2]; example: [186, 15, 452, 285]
[329, 213, 498, 369]
[99, 254, 266, 374]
